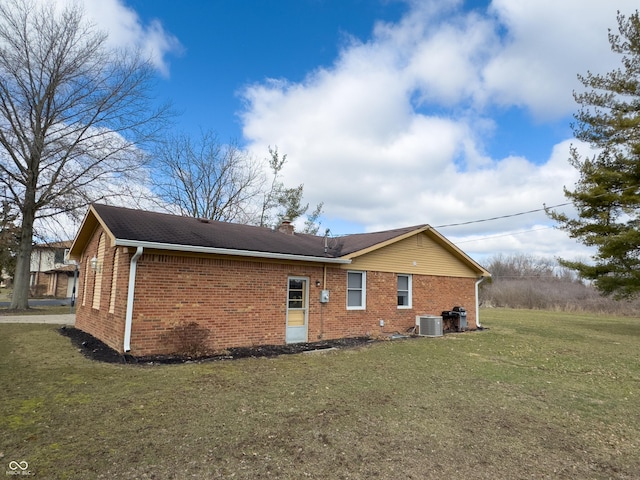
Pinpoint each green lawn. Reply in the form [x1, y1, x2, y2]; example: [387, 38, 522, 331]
[1, 308, 639, 479]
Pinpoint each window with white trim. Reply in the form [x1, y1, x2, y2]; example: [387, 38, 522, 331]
[347, 271, 366, 310]
[397, 274, 412, 308]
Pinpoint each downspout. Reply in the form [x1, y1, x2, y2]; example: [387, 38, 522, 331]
[475, 276, 487, 329]
[124, 247, 143, 353]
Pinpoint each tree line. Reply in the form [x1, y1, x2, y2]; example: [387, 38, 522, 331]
[480, 253, 640, 315]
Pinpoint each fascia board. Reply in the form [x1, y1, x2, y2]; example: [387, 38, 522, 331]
[114, 239, 353, 265]
[68, 205, 118, 261]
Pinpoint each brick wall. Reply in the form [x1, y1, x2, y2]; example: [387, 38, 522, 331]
[314, 268, 477, 341]
[75, 228, 130, 354]
[128, 254, 326, 355]
[75, 228, 479, 356]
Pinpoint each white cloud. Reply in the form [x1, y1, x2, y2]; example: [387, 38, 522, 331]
[43, 0, 181, 75]
[483, 0, 639, 119]
[240, 0, 630, 263]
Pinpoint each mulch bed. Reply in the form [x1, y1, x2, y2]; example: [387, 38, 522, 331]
[58, 326, 374, 364]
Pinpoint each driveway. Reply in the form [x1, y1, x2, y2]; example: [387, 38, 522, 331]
[0, 297, 75, 325]
[0, 298, 74, 308]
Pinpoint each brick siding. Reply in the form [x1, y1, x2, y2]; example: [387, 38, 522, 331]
[75, 227, 479, 356]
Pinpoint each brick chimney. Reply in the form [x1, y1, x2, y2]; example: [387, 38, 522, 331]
[278, 217, 294, 235]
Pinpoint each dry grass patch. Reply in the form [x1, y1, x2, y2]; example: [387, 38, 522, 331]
[1, 309, 639, 479]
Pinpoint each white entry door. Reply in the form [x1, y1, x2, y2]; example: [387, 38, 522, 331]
[286, 277, 309, 343]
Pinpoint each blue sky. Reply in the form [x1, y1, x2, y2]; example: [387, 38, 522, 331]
[130, 0, 413, 139]
[131, 0, 566, 162]
[52, 0, 639, 263]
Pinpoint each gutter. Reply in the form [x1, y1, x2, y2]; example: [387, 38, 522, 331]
[475, 276, 488, 329]
[123, 246, 143, 352]
[114, 239, 352, 265]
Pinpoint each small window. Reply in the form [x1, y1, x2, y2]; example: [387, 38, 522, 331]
[397, 274, 412, 308]
[347, 271, 366, 310]
[54, 248, 65, 264]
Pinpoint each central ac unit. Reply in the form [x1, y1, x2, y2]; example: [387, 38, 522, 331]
[416, 315, 443, 337]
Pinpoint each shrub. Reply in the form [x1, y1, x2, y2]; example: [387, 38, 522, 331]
[164, 321, 211, 358]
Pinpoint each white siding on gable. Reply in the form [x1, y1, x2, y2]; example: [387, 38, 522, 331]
[30, 246, 70, 272]
[30, 249, 55, 272]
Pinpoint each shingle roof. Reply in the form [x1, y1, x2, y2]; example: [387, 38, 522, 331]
[90, 203, 424, 259]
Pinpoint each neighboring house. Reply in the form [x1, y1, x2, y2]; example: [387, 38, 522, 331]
[30, 241, 79, 298]
[69, 204, 490, 356]
[0, 270, 10, 288]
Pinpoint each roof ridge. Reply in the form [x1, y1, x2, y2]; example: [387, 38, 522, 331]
[338, 224, 429, 238]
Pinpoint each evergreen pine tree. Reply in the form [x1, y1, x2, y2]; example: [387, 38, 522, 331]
[549, 11, 640, 298]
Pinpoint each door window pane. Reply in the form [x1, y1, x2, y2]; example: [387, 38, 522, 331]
[288, 278, 306, 309]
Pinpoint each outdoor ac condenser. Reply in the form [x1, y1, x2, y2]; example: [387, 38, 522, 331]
[416, 315, 443, 337]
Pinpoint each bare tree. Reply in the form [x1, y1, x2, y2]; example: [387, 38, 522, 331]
[151, 130, 263, 222]
[485, 253, 556, 280]
[0, 0, 171, 309]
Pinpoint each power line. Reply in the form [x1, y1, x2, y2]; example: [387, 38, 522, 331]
[436, 184, 640, 229]
[331, 187, 632, 238]
[453, 226, 555, 244]
[434, 202, 572, 229]
[327, 201, 573, 238]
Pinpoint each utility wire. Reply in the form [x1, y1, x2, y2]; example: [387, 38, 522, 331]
[453, 226, 555, 244]
[328, 201, 573, 237]
[331, 186, 633, 238]
[434, 202, 572, 229]
[436, 184, 640, 229]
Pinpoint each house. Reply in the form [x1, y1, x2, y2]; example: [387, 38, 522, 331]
[29, 241, 79, 298]
[68, 204, 490, 356]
